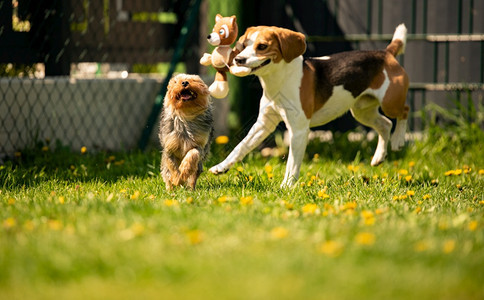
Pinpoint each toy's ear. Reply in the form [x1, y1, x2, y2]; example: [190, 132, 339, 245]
[215, 14, 222, 22]
[230, 15, 237, 26]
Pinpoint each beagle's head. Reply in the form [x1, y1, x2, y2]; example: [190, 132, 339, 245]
[231, 26, 306, 76]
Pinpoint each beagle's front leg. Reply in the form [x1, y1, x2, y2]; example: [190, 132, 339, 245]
[281, 120, 310, 188]
[210, 99, 281, 174]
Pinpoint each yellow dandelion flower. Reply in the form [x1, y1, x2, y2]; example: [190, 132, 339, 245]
[414, 240, 430, 252]
[317, 190, 330, 199]
[454, 169, 463, 175]
[271, 227, 289, 239]
[423, 194, 431, 200]
[164, 199, 178, 207]
[445, 170, 455, 176]
[405, 175, 413, 182]
[342, 201, 357, 210]
[372, 174, 379, 180]
[281, 200, 294, 210]
[248, 175, 254, 181]
[267, 173, 274, 180]
[302, 203, 318, 215]
[7, 198, 15, 205]
[114, 160, 125, 166]
[58, 196, 65, 204]
[264, 165, 273, 174]
[398, 169, 408, 175]
[468, 221, 478, 231]
[48, 220, 63, 231]
[215, 135, 229, 145]
[130, 191, 140, 200]
[312, 153, 320, 162]
[240, 196, 253, 205]
[218, 196, 227, 204]
[478, 169, 484, 175]
[375, 208, 385, 215]
[81, 146, 87, 154]
[236, 166, 244, 172]
[41, 146, 49, 152]
[407, 190, 415, 196]
[442, 240, 456, 254]
[120, 189, 127, 194]
[3, 217, 16, 229]
[186, 229, 204, 245]
[186, 197, 193, 204]
[319, 240, 344, 257]
[408, 161, 416, 168]
[414, 206, 422, 214]
[355, 232, 376, 245]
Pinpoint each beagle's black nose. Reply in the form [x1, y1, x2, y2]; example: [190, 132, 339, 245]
[181, 81, 189, 87]
[234, 57, 247, 65]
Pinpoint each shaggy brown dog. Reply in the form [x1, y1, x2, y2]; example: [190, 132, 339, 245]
[159, 74, 214, 190]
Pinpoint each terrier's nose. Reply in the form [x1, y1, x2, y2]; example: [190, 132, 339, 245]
[235, 57, 247, 65]
[181, 81, 189, 87]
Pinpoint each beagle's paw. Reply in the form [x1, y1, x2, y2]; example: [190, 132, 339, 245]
[209, 163, 231, 175]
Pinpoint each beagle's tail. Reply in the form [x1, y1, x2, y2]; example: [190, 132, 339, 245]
[386, 24, 407, 57]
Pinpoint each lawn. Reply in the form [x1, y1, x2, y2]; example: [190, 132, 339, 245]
[1, 125, 483, 299]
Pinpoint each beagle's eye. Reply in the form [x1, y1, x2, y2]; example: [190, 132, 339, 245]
[256, 44, 268, 51]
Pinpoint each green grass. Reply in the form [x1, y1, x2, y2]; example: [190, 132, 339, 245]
[1, 127, 483, 299]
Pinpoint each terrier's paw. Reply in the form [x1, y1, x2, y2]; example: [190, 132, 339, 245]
[209, 81, 229, 99]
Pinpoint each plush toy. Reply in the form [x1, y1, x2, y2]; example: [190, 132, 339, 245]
[200, 14, 238, 99]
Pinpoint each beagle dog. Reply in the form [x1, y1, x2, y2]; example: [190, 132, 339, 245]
[210, 24, 409, 187]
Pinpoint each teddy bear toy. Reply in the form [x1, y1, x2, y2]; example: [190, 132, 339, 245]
[200, 14, 238, 99]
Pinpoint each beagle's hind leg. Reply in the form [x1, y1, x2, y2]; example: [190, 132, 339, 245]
[351, 96, 393, 166]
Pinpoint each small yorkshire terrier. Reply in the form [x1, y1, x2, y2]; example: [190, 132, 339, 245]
[159, 74, 214, 190]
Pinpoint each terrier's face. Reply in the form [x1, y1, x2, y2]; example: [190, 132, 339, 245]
[165, 74, 210, 115]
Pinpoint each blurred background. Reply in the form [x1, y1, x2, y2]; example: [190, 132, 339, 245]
[1, 0, 483, 158]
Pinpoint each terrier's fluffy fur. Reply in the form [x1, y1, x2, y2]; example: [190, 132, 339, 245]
[159, 74, 214, 190]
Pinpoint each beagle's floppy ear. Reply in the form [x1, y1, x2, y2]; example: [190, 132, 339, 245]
[274, 28, 306, 63]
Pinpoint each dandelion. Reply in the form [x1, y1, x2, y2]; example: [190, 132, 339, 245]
[375, 208, 385, 215]
[240, 196, 253, 205]
[312, 153, 320, 162]
[7, 198, 15, 205]
[423, 194, 431, 200]
[454, 169, 463, 175]
[479, 169, 484, 175]
[41, 146, 49, 152]
[468, 220, 478, 231]
[408, 161, 416, 168]
[406, 190, 415, 196]
[355, 232, 376, 245]
[114, 160, 125, 166]
[236, 166, 244, 172]
[186, 197, 193, 204]
[264, 165, 273, 174]
[398, 169, 409, 176]
[58, 196, 65, 204]
[271, 227, 289, 239]
[217, 196, 228, 204]
[361, 210, 375, 226]
[302, 203, 319, 215]
[319, 240, 344, 257]
[3, 217, 16, 229]
[341, 201, 357, 210]
[130, 191, 141, 200]
[164, 199, 178, 207]
[317, 190, 330, 199]
[414, 240, 430, 252]
[186, 229, 204, 245]
[215, 135, 229, 145]
[405, 175, 413, 182]
[414, 206, 422, 214]
[81, 146, 87, 154]
[442, 240, 456, 254]
[281, 200, 294, 210]
[48, 220, 63, 231]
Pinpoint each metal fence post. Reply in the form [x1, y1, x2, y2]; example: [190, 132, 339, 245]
[138, 0, 202, 150]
